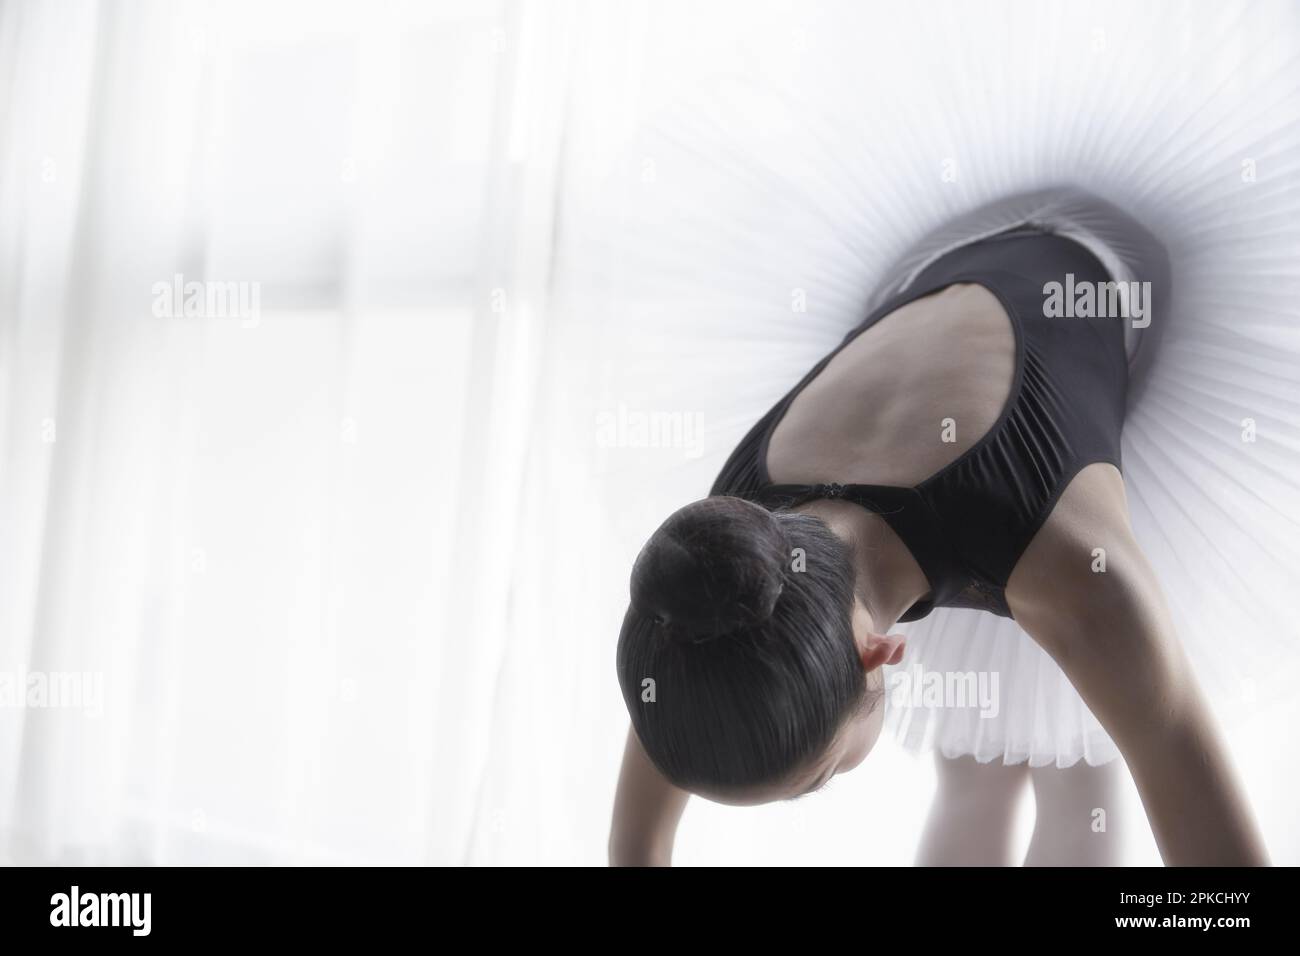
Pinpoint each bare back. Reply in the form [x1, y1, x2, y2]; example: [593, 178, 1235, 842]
[766, 283, 1016, 488]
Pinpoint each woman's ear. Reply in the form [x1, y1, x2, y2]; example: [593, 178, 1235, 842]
[860, 632, 906, 671]
[849, 597, 906, 669]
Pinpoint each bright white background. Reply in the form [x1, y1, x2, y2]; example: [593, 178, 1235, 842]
[1, 0, 1298, 865]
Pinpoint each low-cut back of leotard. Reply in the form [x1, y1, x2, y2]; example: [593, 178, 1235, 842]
[710, 225, 1128, 621]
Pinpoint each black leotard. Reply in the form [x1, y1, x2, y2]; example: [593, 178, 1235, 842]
[710, 225, 1129, 621]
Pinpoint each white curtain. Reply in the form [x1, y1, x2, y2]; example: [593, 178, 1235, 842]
[0, 0, 589, 865]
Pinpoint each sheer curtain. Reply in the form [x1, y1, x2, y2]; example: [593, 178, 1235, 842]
[0, 0, 596, 865]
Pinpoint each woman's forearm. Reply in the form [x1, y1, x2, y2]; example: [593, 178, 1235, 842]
[609, 725, 689, 866]
[608, 834, 674, 867]
[1039, 609, 1269, 866]
[1121, 702, 1269, 866]
[1079, 586, 1270, 865]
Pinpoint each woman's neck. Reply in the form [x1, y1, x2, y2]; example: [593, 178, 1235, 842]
[797, 499, 930, 628]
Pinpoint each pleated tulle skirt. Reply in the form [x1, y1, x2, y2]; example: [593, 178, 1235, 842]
[580, 0, 1300, 766]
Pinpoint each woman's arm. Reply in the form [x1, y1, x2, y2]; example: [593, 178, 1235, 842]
[1008, 464, 1269, 865]
[609, 725, 690, 866]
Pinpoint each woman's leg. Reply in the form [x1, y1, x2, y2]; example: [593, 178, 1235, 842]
[915, 753, 1029, 866]
[1023, 760, 1126, 866]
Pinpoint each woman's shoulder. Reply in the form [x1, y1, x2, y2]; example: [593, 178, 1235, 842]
[1005, 462, 1155, 651]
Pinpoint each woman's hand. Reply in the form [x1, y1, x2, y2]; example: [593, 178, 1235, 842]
[609, 725, 689, 866]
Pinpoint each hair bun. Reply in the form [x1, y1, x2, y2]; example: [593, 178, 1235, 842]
[630, 497, 789, 642]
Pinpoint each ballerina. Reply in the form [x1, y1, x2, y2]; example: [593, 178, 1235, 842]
[608, 197, 1270, 866]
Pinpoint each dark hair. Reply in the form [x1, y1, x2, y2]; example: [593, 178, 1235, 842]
[616, 496, 869, 794]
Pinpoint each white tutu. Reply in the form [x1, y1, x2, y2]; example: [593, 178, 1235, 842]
[579, 0, 1300, 767]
